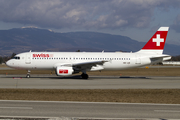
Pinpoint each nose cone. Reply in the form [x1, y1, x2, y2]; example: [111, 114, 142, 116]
[6, 60, 12, 67]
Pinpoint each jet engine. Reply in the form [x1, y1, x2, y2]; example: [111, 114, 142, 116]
[56, 66, 74, 76]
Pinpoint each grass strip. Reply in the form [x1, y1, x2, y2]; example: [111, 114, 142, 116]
[0, 89, 180, 104]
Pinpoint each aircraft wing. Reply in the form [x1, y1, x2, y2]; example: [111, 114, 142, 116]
[72, 60, 108, 71]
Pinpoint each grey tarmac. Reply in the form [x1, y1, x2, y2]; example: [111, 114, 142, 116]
[0, 75, 180, 89]
[0, 100, 180, 119]
[0, 75, 180, 119]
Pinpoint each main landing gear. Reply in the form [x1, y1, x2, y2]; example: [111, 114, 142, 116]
[81, 73, 89, 79]
[26, 70, 31, 78]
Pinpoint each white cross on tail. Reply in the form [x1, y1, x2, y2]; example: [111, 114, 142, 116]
[153, 34, 164, 46]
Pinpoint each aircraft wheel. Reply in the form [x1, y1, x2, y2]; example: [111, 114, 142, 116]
[26, 74, 30, 78]
[81, 73, 89, 79]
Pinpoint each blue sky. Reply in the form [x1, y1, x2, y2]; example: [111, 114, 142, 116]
[0, 0, 180, 45]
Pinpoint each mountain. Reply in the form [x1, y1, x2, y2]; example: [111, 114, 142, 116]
[0, 27, 179, 56]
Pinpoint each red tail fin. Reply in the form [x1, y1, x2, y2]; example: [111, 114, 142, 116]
[138, 27, 169, 54]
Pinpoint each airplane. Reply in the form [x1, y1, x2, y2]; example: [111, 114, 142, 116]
[6, 27, 171, 79]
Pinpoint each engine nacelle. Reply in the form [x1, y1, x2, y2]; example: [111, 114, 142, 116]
[56, 66, 74, 76]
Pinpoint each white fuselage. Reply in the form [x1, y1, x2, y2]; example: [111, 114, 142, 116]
[6, 51, 153, 71]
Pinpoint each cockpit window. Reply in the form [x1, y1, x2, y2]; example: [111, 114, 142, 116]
[12, 56, 20, 60]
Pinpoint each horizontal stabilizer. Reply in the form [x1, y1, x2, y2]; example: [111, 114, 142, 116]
[150, 55, 171, 63]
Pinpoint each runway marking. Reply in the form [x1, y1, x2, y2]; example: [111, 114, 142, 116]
[1, 100, 180, 106]
[154, 110, 180, 113]
[0, 116, 59, 119]
[0, 107, 33, 109]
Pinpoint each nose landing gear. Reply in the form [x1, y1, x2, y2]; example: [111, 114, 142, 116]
[26, 70, 31, 78]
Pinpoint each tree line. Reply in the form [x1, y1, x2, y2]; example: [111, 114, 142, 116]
[0, 53, 16, 64]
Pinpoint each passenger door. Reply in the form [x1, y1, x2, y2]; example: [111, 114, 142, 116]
[25, 53, 31, 64]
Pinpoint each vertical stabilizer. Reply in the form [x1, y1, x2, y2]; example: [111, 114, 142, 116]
[137, 27, 169, 54]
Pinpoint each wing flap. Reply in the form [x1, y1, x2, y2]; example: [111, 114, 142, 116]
[73, 60, 108, 71]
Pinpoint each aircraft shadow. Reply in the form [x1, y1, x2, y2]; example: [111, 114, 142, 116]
[119, 76, 150, 79]
[1, 75, 150, 80]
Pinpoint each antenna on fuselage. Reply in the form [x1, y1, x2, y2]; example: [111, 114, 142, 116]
[29, 50, 32, 52]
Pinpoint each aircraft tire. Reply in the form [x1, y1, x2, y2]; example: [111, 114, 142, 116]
[81, 73, 89, 79]
[26, 74, 30, 78]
